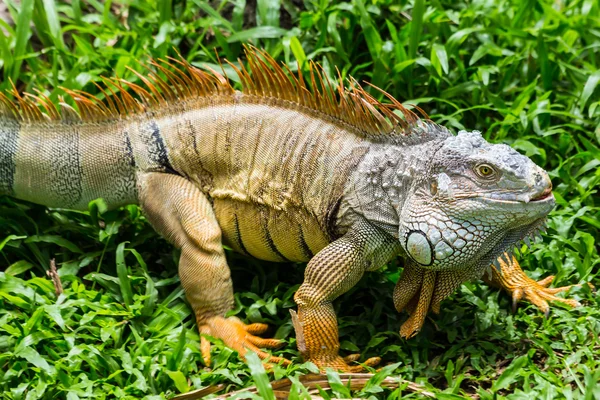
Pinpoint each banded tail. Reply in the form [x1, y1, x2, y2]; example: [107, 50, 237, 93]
[0, 116, 138, 210]
[0, 117, 19, 196]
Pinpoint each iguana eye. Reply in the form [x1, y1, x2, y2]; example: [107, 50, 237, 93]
[474, 163, 497, 179]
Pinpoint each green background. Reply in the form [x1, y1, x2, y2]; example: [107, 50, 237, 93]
[0, 0, 599, 398]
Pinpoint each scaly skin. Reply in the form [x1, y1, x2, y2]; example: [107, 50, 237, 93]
[0, 49, 585, 372]
[394, 252, 585, 338]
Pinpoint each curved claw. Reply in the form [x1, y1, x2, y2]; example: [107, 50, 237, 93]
[309, 354, 381, 372]
[343, 353, 361, 363]
[488, 253, 591, 316]
[199, 316, 291, 367]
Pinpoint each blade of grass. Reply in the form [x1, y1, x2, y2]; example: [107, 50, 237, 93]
[246, 351, 276, 400]
[41, 0, 65, 52]
[408, 0, 425, 60]
[10, 0, 35, 82]
[116, 241, 133, 307]
[579, 70, 600, 110]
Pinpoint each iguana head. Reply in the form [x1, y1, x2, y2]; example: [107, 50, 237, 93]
[397, 130, 554, 271]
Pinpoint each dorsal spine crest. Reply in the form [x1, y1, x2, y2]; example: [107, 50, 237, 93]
[0, 47, 443, 142]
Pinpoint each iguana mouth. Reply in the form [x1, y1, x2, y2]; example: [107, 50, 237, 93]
[478, 193, 555, 205]
[530, 187, 553, 202]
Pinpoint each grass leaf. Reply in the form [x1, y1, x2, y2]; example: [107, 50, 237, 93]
[492, 355, 529, 392]
[116, 241, 133, 306]
[579, 71, 600, 110]
[246, 351, 276, 400]
[10, 0, 35, 82]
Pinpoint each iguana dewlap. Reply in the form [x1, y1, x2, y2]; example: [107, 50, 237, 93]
[0, 48, 581, 372]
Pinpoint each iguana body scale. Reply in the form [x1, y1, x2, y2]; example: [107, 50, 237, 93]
[0, 48, 581, 371]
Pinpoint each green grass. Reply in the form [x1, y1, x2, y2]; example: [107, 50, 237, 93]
[1, 0, 599, 398]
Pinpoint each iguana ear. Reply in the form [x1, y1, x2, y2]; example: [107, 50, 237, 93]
[398, 221, 436, 268]
[404, 230, 433, 266]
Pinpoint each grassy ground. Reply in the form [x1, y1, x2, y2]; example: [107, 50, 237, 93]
[1, 0, 599, 398]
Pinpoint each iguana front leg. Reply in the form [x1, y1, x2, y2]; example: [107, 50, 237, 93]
[393, 262, 473, 338]
[138, 172, 288, 366]
[292, 220, 401, 372]
[394, 252, 587, 338]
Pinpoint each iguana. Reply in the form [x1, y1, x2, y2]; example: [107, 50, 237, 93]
[0, 48, 582, 372]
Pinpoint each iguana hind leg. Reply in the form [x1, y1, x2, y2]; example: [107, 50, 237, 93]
[292, 221, 400, 372]
[484, 253, 590, 316]
[139, 172, 288, 366]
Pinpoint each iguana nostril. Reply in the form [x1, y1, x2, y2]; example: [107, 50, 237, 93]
[535, 174, 542, 185]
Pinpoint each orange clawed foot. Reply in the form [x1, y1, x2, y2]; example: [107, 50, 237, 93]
[501, 274, 593, 316]
[308, 354, 381, 373]
[199, 316, 291, 367]
[490, 254, 594, 317]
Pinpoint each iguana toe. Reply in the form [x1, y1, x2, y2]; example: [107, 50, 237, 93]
[399, 315, 424, 339]
[343, 353, 361, 362]
[244, 322, 270, 335]
[309, 355, 381, 372]
[199, 316, 290, 367]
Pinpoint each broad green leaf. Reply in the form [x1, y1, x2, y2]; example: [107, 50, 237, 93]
[41, 0, 65, 51]
[5, 261, 34, 276]
[289, 36, 306, 68]
[116, 241, 133, 306]
[579, 71, 600, 110]
[166, 370, 189, 393]
[227, 27, 287, 43]
[326, 369, 351, 398]
[15, 346, 55, 375]
[11, 0, 35, 82]
[359, 362, 402, 395]
[246, 351, 275, 400]
[409, 0, 425, 59]
[24, 235, 82, 253]
[0, 235, 26, 252]
[256, 0, 280, 27]
[492, 355, 529, 391]
[355, 0, 382, 59]
[431, 43, 449, 75]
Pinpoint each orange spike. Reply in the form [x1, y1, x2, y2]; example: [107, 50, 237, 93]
[24, 92, 53, 120]
[58, 97, 80, 121]
[101, 77, 128, 115]
[126, 67, 165, 105]
[33, 89, 60, 120]
[0, 92, 22, 120]
[118, 78, 154, 107]
[92, 81, 119, 116]
[246, 54, 267, 98]
[364, 82, 420, 126]
[226, 60, 248, 90]
[152, 60, 187, 99]
[296, 62, 310, 105]
[0, 48, 430, 138]
[113, 79, 142, 115]
[169, 63, 195, 98]
[411, 104, 430, 120]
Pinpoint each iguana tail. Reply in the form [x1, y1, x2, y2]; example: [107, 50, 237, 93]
[0, 113, 138, 210]
[0, 117, 19, 197]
